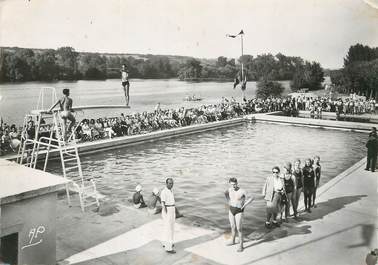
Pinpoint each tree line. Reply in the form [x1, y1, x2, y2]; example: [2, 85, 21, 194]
[178, 53, 324, 92]
[0, 47, 183, 82]
[330, 43, 378, 100]
[0, 46, 324, 94]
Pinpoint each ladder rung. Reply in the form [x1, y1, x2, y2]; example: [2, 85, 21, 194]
[63, 152, 76, 157]
[63, 147, 77, 152]
[65, 165, 80, 171]
[63, 157, 77, 162]
[63, 152, 77, 157]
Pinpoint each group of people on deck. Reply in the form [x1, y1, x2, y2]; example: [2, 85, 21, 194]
[131, 178, 182, 254]
[128, 156, 322, 254]
[262, 156, 321, 229]
[224, 156, 321, 252]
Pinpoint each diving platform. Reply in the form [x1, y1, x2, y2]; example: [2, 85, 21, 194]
[30, 105, 130, 115]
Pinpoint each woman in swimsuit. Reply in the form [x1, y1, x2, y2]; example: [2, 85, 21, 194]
[293, 159, 303, 217]
[225, 177, 254, 252]
[303, 159, 316, 213]
[282, 162, 296, 222]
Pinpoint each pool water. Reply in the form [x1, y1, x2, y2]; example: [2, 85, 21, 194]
[47, 122, 366, 233]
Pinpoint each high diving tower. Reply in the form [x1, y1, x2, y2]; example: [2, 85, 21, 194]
[16, 87, 100, 212]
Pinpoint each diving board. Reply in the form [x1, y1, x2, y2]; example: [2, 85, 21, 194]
[73, 105, 131, 110]
[30, 105, 130, 115]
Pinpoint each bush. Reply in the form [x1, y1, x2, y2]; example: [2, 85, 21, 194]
[256, 79, 285, 99]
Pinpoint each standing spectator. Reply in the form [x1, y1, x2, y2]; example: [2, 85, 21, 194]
[161, 178, 176, 254]
[262, 166, 284, 228]
[365, 127, 378, 172]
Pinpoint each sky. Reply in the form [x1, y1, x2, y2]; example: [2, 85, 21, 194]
[0, 0, 377, 69]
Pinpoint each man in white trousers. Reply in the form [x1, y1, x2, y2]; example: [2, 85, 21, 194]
[161, 178, 176, 254]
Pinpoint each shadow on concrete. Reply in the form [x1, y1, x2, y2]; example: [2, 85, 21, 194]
[244, 195, 367, 250]
[300, 195, 367, 222]
[347, 224, 375, 249]
[242, 223, 367, 265]
[74, 233, 221, 265]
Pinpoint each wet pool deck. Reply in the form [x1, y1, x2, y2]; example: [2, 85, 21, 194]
[56, 157, 377, 265]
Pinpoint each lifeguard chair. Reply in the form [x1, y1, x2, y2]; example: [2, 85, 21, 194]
[16, 87, 100, 212]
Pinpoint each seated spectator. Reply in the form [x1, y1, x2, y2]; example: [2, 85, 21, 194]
[81, 120, 92, 140]
[9, 125, 21, 151]
[1, 127, 11, 152]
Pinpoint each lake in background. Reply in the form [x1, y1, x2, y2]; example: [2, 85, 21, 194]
[0, 79, 291, 125]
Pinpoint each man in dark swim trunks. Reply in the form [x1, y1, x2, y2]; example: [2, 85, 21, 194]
[225, 177, 254, 252]
[48, 88, 76, 141]
[121, 64, 130, 106]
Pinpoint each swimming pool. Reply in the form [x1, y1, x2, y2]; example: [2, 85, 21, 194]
[47, 122, 367, 233]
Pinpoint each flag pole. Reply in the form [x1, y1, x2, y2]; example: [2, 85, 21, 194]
[240, 32, 246, 101]
[241, 33, 244, 81]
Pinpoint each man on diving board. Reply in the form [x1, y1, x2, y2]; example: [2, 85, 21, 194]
[48, 88, 76, 141]
[121, 64, 130, 107]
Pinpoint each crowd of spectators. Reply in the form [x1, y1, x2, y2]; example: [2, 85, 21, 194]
[1, 94, 376, 155]
[0, 122, 21, 155]
[250, 94, 377, 118]
[0, 97, 253, 154]
[74, 97, 253, 141]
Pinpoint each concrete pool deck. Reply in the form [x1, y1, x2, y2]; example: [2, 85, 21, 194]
[56, 157, 377, 265]
[249, 113, 377, 132]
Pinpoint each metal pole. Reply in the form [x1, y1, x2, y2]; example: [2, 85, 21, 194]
[241, 34, 244, 80]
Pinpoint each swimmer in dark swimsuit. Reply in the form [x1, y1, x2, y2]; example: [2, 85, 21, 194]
[225, 177, 254, 252]
[120, 64, 130, 106]
[229, 205, 244, 216]
[303, 159, 315, 213]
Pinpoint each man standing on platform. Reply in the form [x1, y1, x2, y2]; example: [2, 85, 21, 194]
[161, 177, 176, 254]
[120, 64, 130, 107]
[48, 88, 75, 141]
[365, 127, 378, 172]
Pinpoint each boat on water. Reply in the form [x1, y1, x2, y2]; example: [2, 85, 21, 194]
[183, 94, 203, 102]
